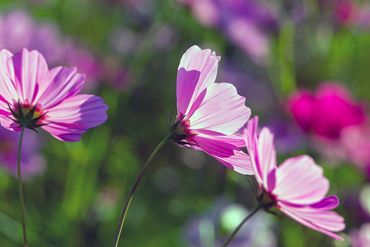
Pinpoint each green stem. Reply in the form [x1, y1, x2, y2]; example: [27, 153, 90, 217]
[17, 127, 28, 247]
[278, 20, 296, 96]
[112, 135, 170, 247]
[222, 205, 261, 247]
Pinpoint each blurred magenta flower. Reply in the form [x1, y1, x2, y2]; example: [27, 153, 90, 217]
[0, 48, 108, 141]
[0, 10, 101, 85]
[287, 82, 366, 140]
[179, 0, 278, 64]
[170, 45, 252, 174]
[351, 224, 370, 247]
[244, 117, 345, 240]
[0, 126, 45, 179]
[323, 0, 370, 29]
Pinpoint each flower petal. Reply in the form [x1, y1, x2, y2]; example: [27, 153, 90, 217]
[244, 117, 277, 191]
[196, 129, 245, 147]
[9, 49, 49, 104]
[278, 202, 345, 240]
[193, 134, 253, 175]
[177, 45, 220, 115]
[311, 195, 340, 211]
[42, 94, 108, 141]
[36, 66, 85, 109]
[273, 155, 329, 205]
[0, 49, 18, 105]
[189, 82, 250, 135]
[10, 49, 48, 103]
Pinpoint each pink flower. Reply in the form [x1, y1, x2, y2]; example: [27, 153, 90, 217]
[0, 48, 108, 141]
[170, 45, 252, 175]
[332, 0, 370, 29]
[351, 224, 370, 247]
[341, 123, 370, 175]
[287, 83, 366, 140]
[0, 126, 45, 180]
[244, 117, 345, 240]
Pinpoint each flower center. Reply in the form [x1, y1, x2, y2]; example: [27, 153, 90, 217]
[9, 102, 46, 130]
[257, 190, 277, 211]
[169, 113, 196, 145]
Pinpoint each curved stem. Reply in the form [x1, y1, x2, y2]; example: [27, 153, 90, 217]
[112, 135, 170, 247]
[222, 205, 261, 247]
[17, 127, 28, 247]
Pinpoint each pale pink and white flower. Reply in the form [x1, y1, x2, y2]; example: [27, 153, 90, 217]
[0, 48, 108, 141]
[244, 117, 345, 240]
[170, 45, 253, 175]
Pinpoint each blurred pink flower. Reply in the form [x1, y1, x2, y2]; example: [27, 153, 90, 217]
[0, 10, 101, 85]
[287, 83, 366, 140]
[341, 123, 370, 175]
[179, 0, 278, 64]
[325, 0, 370, 29]
[334, 0, 356, 25]
[170, 45, 253, 175]
[0, 49, 108, 141]
[0, 126, 45, 180]
[351, 224, 370, 247]
[244, 117, 345, 240]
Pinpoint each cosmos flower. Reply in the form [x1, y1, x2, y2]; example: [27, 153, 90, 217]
[0, 126, 45, 179]
[170, 45, 252, 175]
[244, 117, 345, 240]
[287, 83, 366, 140]
[0, 48, 108, 142]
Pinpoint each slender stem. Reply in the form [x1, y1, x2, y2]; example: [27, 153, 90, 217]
[112, 135, 170, 247]
[222, 205, 261, 247]
[17, 127, 28, 247]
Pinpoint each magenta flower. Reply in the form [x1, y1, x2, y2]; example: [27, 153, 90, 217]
[287, 83, 366, 140]
[330, 0, 370, 28]
[170, 45, 252, 174]
[0, 48, 108, 141]
[244, 117, 345, 240]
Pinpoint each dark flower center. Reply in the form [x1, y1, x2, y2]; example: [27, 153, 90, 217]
[169, 113, 196, 145]
[257, 190, 277, 211]
[8, 102, 47, 131]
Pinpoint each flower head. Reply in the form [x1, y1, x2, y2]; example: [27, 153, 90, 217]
[244, 117, 345, 240]
[0, 49, 108, 141]
[287, 83, 366, 140]
[170, 45, 252, 175]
